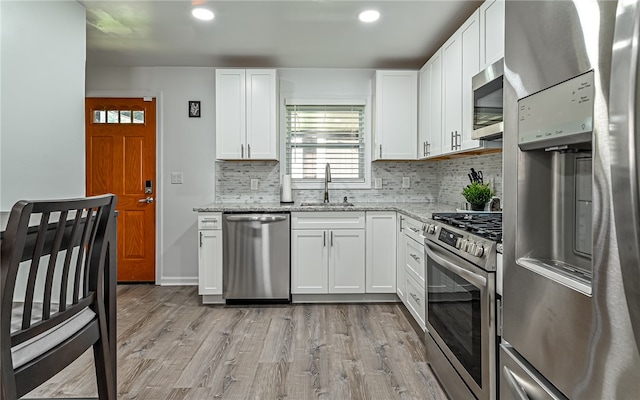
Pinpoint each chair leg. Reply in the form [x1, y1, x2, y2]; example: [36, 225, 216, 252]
[93, 334, 116, 399]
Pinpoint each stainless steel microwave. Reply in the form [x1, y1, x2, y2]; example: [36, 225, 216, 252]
[471, 58, 504, 140]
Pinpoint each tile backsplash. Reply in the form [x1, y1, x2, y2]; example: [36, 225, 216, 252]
[215, 152, 502, 206]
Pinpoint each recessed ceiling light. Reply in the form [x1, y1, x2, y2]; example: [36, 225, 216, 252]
[358, 10, 380, 23]
[192, 8, 214, 21]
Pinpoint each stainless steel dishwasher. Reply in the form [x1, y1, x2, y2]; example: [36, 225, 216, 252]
[223, 213, 290, 303]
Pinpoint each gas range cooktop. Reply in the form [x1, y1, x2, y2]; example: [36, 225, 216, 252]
[431, 212, 502, 243]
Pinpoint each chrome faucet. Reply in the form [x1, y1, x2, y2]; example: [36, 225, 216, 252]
[323, 163, 332, 203]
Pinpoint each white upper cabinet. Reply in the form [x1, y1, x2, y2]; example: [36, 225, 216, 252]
[442, 10, 480, 154]
[215, 69, 278, 160]
[479, 0, 505, 70]
[373, 70, 418, 160]
[418, 50, 443, 159]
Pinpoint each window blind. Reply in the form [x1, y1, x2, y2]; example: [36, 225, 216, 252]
[285, 104, 365, 182]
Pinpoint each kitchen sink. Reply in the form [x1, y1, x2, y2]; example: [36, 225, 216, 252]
[300, 202, 355, 207]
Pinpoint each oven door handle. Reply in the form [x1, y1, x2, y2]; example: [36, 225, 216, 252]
[425, 242, 487, 288]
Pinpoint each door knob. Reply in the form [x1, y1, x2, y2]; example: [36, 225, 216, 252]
[139, 197, 154, 204]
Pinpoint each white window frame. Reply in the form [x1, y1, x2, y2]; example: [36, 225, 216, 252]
[280, 97, 371, 190]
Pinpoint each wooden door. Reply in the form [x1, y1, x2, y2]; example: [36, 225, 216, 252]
[85, 97, 156, 282]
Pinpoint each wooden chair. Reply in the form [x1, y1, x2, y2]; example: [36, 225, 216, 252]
[1, 195, 117, 400]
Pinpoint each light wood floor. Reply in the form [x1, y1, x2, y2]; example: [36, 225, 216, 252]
[27, 285, 447, 400]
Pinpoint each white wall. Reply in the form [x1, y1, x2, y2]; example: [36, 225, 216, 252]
[0, 1, 86, 211]
[85, 67, 216, 285]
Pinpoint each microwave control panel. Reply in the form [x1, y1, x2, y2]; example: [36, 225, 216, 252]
[518, 70, 594, 150]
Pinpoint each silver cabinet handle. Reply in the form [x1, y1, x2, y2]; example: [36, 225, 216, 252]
[409, 227, 420, 233]
[248, 144, 251, 158]
[410, 253, 420, 262]
[323, 231, 326, 247]
[399, 216, 404, 232]
[423, 141, 427, 157]
[410, 292, 421, 305]
[138, 197, 154, 204]
[330, 231, 334, 246]
[241, 144, 244, 158]
[199, 231, 203, 247]
[451, 132, 454, 150]
[427, 142, 431, 156]
[379, 144, 382, 158]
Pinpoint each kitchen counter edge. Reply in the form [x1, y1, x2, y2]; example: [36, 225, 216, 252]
[193, 202, 456, 224]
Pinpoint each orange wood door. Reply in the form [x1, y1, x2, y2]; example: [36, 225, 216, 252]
[85, 98, 156, 282]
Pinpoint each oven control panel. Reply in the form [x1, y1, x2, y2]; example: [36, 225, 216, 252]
[439, 228, 463, 247]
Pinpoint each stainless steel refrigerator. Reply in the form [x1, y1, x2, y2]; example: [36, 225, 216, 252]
[502, 1, 640, 398]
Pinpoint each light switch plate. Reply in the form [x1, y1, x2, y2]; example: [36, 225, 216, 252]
[402, 176, 410, 188]
[374, 178, 382, 189]
[170, 172, 183, 184]
[251, 179, 259, 190]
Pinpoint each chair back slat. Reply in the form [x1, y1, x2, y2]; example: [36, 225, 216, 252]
[58, 210, 84, 312]
[21, 214, 50, 330]
[41, 210, 68, 320]
[73, 209, 94, 303]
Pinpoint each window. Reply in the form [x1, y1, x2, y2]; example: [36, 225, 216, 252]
[285, 104, 366, 186]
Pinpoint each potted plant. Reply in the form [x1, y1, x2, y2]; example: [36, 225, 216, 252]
[462, 181, 494, 211]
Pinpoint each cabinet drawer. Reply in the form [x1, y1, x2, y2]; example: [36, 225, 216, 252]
[291, 212, 365, 230]
[198, 213, 222, 230]
[402, 215, 424, 243]
[405, 236, 425, 286]
[406, 273, 426, 329]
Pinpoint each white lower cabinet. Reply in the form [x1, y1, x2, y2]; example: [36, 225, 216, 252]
[398, 214, 427, 331]
[198, 214, 223, 296]
[397, 215, 407, 300]
[365, 212, 397, 293]
[329, 230, 366, 293]
[291, 212, 365, 294]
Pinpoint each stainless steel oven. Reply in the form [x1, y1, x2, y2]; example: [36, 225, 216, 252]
[423, 214, 499, 400]
[472, 58, 504, 141]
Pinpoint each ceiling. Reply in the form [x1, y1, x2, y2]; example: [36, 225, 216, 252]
[82, 0, 482, 69]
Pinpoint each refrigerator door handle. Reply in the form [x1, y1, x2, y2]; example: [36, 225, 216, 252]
[502, 366, 530, 400]
[610, 0, 640, 354]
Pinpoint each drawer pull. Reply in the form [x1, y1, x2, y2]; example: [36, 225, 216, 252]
[410, 253, 420, 262]
[409, 227, 420, 233]
[199, 232, 203, 247]
[410, 292, 421, 305]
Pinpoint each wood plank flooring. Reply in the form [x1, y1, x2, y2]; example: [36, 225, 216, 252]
[26, 285, 447, 399]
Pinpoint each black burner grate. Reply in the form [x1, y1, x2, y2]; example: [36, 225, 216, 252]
[432, 213, 502, 242]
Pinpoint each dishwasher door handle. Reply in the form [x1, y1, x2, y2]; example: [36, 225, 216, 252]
[225, 215, 288, 223]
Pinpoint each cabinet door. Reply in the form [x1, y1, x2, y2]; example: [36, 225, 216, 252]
[419, 51, 444, 159]
[479, 0, 505, 69]
[397, 215, 407, 300]
[366, 212, 397, 293]
[374, 71, 418, 160]
[418, 63, 430, 159]
[198, 230, 223, 295]
[291, 230, 328, 294]
[442, 34, 462, 154]
[329, 229, 365, 293]
[216, 69, 246, 159]
[459, 11, 481, 151]
[246, 69, 278, 160]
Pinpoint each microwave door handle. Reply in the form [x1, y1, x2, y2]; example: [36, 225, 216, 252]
[425, 242, 487, 288]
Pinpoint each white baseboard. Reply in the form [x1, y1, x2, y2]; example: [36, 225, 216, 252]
[157, 277, 198, 286]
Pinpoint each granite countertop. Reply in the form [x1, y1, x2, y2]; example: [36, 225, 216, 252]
[193, 202, 456, 223]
